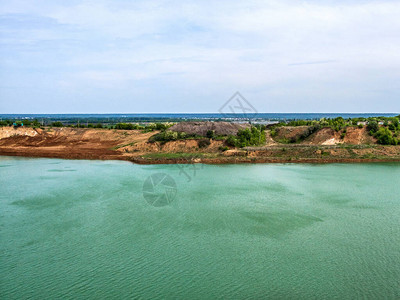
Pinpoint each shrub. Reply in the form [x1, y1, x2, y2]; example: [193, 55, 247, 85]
[0, 120, 10, 126]
[389, 118, 399, 131]
[115, 123, 138, 130]
[148, 131, 179, 142]
[198, 139, 211, 148]
[226, 135, 237, 147]
[374, 127, 398, 145]
[155, 123, 168, 131]
[218, 146, 229, 152]
[298, 124, 320, 142]
[367, 120, 379, 134]
[225, 127, 266, 148]
[51, 121, 63, 127]
[206, 130, 215, 139]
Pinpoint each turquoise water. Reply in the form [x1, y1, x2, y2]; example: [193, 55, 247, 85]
[1, 156, 399, 299]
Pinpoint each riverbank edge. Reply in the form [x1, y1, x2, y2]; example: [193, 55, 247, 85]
[2, 151, 400, 165]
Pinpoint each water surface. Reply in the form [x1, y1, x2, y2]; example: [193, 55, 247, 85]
[1, 157, 399, 299]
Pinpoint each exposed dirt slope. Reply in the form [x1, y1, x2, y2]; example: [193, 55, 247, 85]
[1, 125, 399, 164]
[273, 126, 312, 143]
[0, 127, 155, 160]
[302, 127, 376, 145]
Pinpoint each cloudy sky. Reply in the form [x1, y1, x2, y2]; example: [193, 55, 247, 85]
[0, 0, 399, 113]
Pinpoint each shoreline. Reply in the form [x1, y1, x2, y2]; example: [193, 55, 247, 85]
[2, 151, 400, 165]
[1, 126, 400, 165]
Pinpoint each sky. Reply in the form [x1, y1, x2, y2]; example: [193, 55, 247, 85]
[0, 0, 399, 113]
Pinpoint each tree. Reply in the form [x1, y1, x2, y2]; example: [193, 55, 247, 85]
[206, 130, 215, 139]
[389, 118, 399, 131]
[51, 121, 63, 127]
[226, 135, 237, 147]
[374, 127, 397, 145]
[367, 120, 379, 134]
[227, 127, 266, 148]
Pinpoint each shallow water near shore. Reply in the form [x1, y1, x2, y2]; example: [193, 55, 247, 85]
[1, 156, 400, 299]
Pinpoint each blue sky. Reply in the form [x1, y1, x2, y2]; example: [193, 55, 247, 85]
[0, 0, 399, 113]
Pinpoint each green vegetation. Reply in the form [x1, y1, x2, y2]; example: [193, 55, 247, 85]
[115, 123, 142, 130]
[226, 127, 266, 148]
[51, 121, 64, 127]
[364, 117, 399, 145]
[198, 139, 211, 148]
[206, 130, 215, 139]
[149, 125, 266, 148]
[114, 122, 173, 132]
[268, 115, 400, 146]
[0, 118, 173, 131]
[87, 123, 103, 128]
[275, 117, 346, 132]
[374, 127, 398, 145]
[367, 120, 379, 134]
[0, 119, 41, 128]
[149, 131, 202, 143]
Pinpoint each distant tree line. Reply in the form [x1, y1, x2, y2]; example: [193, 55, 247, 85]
[0, 119, 174, 132]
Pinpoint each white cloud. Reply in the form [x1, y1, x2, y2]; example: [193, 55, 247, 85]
[1, 0, 399, 112]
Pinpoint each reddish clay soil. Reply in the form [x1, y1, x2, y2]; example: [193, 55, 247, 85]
[1, 126, 400, 164]
[0, 127, 153, 160]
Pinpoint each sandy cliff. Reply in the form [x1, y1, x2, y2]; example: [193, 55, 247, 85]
[0, 125, 399, 163]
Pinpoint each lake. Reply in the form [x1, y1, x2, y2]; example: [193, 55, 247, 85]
[1, 156, 399, 299]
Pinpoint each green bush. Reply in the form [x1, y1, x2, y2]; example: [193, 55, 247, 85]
[149, 131, 178, 142]
[374, 127, 398, 145]
[206, 130, 215, 139]
[367, 120, 379, 134]
[115, 123, 138, 130]
[226, 135, 237, 147]
[389, 118, 399, 131]
[198, 139, 211, 148]
[51, 121, 63, 127]
[225, 127, 266, 148]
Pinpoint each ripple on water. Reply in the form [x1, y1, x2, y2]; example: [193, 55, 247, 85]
[47, 169, 77, 172]
[1, 159, 400, 299]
